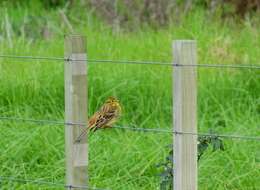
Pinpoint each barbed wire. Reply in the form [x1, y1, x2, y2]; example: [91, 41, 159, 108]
[173, 131, 260, 141]
[0, 116, 68, 126]
[0, 55, 65, 61]
[0, 176, 109, 190]
[0, 54, 260, 69]
[0, 116, 259, 141]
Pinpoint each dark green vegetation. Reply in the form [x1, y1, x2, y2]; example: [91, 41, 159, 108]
[0, 1, 259, 190]
[158, 135, 224, 190]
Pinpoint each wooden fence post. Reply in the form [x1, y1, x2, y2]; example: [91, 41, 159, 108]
[64, 35, 88, 187]
[173, 40, 197, 190]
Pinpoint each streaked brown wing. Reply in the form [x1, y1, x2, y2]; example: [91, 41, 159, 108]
[88, 111, 100, 129]
[91, 108, 118, 131]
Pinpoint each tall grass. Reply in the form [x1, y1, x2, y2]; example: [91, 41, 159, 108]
[0, 3, 259, 190]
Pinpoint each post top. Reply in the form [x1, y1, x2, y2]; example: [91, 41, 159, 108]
[64, 35, 87, 54]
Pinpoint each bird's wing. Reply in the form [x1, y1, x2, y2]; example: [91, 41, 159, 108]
[91, 112, 113, 131]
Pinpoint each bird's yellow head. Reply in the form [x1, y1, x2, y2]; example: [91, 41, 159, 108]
[105, 96, 121, 111]
[106, 96, 119, 104]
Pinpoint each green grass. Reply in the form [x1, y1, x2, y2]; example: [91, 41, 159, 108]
[0, 3, 260, 190]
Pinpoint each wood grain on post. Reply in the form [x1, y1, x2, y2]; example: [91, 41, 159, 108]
[64, 35, 88, 187]
[173, 40, 197, 190]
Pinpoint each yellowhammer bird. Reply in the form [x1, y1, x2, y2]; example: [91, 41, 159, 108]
[75, 96, 121, 143]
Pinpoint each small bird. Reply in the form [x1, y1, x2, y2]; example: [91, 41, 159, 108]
[75, 96, 121, 143]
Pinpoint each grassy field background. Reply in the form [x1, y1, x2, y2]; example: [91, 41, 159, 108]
[0, 2, 260, 190]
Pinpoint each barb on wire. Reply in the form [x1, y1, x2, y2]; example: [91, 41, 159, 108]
[0, 116, 260, 141]
[0, 176, 108, 190]
[0, 54, 260, 69]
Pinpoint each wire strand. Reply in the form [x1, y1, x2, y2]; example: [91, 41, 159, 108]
[0, 55, 65, 61]
[0, 54, 260, 69]
[0, 176, 108, 190]
[0, 116, 259, 141]
[173, 131, 260, 141]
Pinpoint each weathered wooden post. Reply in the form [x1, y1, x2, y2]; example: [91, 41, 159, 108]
[173, 40, 197, 190]
[64, 35, 88, 187]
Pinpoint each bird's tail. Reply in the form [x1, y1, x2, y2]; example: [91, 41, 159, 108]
[74, 128, 89, 143]
[74, 122, 98, 143]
